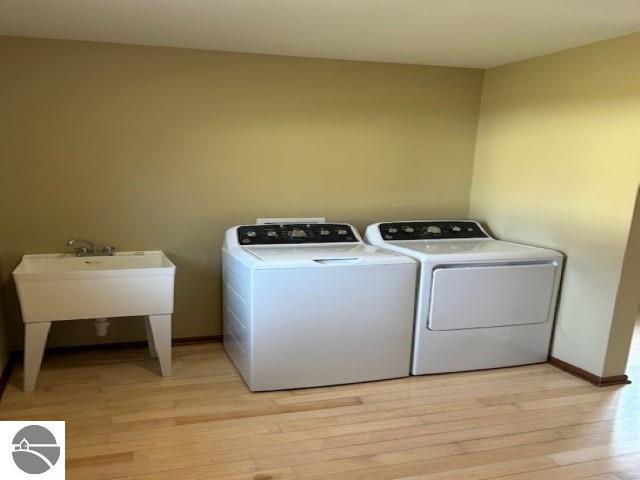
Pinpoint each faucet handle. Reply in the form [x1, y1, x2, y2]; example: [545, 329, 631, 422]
[102, 245, 117, 255]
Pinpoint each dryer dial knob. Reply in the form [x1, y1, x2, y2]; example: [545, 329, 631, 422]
[290, 228, 308, 238]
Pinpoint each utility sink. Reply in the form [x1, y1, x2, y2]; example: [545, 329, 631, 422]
[14, 251, 175, 321]
[13, 251, 176, 392]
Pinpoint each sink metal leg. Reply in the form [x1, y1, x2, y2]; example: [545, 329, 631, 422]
[147, 315, 172, 376]
[24, 322, 51, 392]
[144, 317, 158, 358]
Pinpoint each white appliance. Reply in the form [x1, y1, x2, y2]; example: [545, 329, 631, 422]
[222, 220, 417, 391]
[365, 220, 563, 374]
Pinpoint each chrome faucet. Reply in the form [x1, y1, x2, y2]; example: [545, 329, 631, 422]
[66, 238, 116, 256]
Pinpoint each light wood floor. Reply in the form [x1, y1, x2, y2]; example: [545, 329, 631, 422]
[1, 322, 639, 480]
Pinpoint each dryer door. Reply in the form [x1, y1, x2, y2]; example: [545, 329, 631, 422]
[428, 263, 557, 331]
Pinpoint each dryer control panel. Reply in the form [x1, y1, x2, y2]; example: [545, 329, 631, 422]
[238, 224, 358, 245]
[379, 221, 488, 241]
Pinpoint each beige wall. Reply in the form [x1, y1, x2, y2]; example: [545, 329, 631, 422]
[0, 36, 483, 348]
[470, 33, 640, 376]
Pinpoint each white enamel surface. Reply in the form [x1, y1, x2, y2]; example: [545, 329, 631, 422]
[365, 221, 563, 374]
[390, 239, 562, 261]
[147, 314, 172, 377]
[222, 224, 417, 390]
[1, 1, 639, 68]
[13, 251, 174, 281]
[429, 264, 557, 330]
[23, 322, 51, 392]
[224, 225, 414, 269]
[245, 244, 411, 265]
[13, 251, 175, 322]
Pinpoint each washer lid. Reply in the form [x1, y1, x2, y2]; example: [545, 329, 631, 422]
[244, 244, 413, 267]
[387, 239, 561, 261]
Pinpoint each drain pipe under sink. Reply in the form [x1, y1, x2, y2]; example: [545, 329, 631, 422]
[94, 318, 110, 336]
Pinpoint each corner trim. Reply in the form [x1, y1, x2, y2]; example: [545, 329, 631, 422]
[549, 356, 631, 387]
[0, 352, 18, 402]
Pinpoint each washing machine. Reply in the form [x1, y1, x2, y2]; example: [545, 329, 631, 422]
[222, 220, 417, 391]
[365, 220, 563, 374]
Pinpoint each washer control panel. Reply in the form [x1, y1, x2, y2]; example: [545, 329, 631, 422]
[379, 221, 487, 240]
[238, 224, 358, 245]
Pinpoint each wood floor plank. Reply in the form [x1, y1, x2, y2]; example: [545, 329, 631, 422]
[614, 467, 640, 479]
[548, 439, 640, 466]
[390, 456, 559, 480]
[291, 436, 639, 480]
[483, 451, 640, 479]
[66, 452, 135, 469]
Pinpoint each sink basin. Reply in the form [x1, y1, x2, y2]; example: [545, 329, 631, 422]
[14, 251, 175, 322]
[13, 250, 176, 392]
